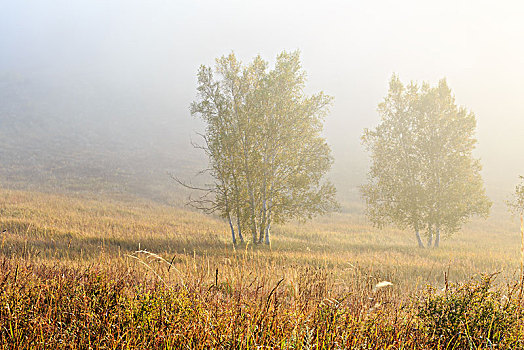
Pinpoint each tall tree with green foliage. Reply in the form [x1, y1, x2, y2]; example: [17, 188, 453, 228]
[185, 51, 337, 245]
[361, 75, 491, 248]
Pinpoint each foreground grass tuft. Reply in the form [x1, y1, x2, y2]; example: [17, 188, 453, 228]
[1, 258, 524, 349]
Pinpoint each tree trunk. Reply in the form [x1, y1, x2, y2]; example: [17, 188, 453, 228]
[241, 135, 258, 243]
[236, 215, 244, 243]
[231, 171, 244, 243]
[427, 230, 433, 248]
[264, 205, 271, 245]
[224, 195, 236, 244]
[265, 222, 271, 245]
[258, 151, 269, 244]
[434, 226, 440, 248]
[415, 229, 424, 248]
[227, 213, 236, 245]
[248, 190, 257, 243]
[246, 186, 257, 243]
[259, 198, 267, 244]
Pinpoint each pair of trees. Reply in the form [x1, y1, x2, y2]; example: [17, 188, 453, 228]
[187, 53, 491, 248]
[186, 51, 337, 245]
[361, 76, 491, 248]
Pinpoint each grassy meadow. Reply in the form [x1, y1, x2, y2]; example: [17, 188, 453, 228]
[1, 187, 523, 349]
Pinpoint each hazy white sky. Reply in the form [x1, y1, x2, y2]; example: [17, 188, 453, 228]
[1, 0, 523, 194]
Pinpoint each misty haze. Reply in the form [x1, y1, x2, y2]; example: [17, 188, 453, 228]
[1, 1, 524, 348]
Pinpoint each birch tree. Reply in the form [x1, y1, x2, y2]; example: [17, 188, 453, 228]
[361, 75, 491, 248]
[187, 51, 337, 245]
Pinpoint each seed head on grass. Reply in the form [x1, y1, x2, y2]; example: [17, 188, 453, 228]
[373, 281, 393, 292]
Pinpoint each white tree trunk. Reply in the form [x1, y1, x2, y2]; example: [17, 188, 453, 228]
[427, 230, 433, 248]
[264, 204, 271, 245]
[259, 196, 267, 243]
[434, 226, 440, 248]
[415, 229, 425, 248]
[236, 215, 244, 243]
[227, 213, 236, 244]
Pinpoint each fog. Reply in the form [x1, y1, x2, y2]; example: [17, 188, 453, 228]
[1, 0, 523, 205]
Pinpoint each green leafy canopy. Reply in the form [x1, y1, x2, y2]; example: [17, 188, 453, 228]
[187, 51, 338, 244]
[361, 75, 491, 246]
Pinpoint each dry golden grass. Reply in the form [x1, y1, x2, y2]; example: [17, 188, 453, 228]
[1, 188, 523, 348]
[0, 188, 521, 291]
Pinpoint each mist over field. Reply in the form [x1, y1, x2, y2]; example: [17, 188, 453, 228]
[4, 2, 524, 348]
[1, 0, 523, 204]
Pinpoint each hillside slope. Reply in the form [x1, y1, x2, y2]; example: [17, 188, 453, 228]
[0, 74, 203, 201]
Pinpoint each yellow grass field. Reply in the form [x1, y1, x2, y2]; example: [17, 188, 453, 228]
[0, 188, 520, 288]
[0, 187, 523, 349]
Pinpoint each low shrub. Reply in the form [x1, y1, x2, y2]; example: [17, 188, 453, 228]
[416, 273, 522, 348]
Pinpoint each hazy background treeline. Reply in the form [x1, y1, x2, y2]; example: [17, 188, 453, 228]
[1, 0, 523, 208]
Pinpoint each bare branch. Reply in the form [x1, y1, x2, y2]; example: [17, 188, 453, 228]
[168, 172, 213, 192]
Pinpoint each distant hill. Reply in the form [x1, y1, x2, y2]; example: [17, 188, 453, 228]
[0, 73, 204, 203]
